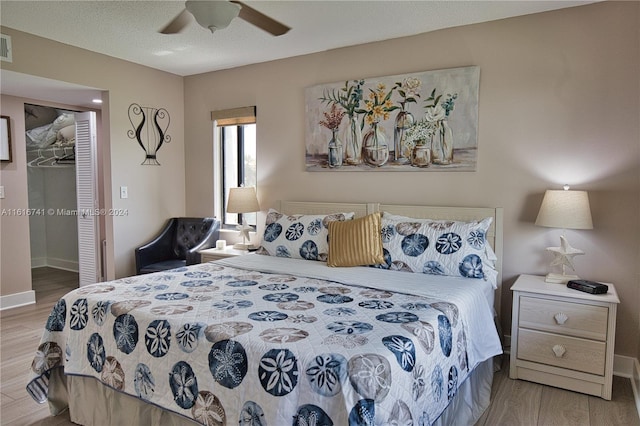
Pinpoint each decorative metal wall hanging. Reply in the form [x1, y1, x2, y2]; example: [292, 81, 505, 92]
[305, 66, 479, 172]
[127, 103, 171, 165]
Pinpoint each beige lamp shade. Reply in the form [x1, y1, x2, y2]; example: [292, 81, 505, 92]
[227, 186, 260, 214]
[535, 189, 593, 230]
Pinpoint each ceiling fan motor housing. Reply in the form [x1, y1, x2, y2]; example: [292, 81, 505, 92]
[186, 0, 241, 32]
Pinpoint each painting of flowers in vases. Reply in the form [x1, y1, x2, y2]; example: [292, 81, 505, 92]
[305, 66, 479, 171]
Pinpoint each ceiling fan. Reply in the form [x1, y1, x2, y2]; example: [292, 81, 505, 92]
[160, 0, 290, 36]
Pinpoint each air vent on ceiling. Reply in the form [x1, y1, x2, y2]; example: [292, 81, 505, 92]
[1, 34, 13, 63]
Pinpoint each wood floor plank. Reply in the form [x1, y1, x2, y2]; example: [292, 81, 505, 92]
[0, 394, 72, 426]
[475, 359, 508, 425]
[588, 375, 640, 426]
[538, 385, 590, 425]
[0, 268, 77, 426]
[1, 390, 17, 402]
[481, 372, 543, 425]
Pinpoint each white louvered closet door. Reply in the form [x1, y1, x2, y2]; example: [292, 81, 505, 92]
[75, 112, 100, 286]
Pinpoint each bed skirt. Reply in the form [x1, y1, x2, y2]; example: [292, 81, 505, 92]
[45, 356, 498, 426]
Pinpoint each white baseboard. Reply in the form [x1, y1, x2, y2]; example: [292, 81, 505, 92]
[0, 290, 36, 310]
[632, 358, 640, 421]
[31, 257, 79, 273]
[30, 257, 47, 268]
[618, 355, 640, 421]
[613, 354, 637, 377]
[4, 261, 77, 311]
[47, 257, 79, 273]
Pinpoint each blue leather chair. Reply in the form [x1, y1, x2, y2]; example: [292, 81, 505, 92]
[135, 217, 220, 274]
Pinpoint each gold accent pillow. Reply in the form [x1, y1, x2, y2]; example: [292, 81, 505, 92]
[328, 212, 384, 267]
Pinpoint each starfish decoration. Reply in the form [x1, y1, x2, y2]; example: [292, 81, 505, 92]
[236, 219, 252, 245]
[546, 235, 584, 273]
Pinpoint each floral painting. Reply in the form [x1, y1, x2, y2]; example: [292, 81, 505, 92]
[305, 66, 479, 171]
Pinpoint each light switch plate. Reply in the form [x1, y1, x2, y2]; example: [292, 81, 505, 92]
[0, 186, 5, 199]
[120, 186, 128, 199]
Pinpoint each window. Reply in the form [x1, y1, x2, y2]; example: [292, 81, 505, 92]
[212, 107, 257, 228]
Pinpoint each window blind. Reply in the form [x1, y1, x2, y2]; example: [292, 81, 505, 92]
[211, 106, 256, 126]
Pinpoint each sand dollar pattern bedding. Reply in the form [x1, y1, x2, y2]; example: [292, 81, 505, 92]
[28, 261, 494, 425]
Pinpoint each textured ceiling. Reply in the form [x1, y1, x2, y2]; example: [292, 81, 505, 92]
[0, 1, 597, 77]
[0, 1, 597, 107]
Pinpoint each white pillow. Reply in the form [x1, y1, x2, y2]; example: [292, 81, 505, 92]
[57, 125, 76, 143]
[377, 212, 497, 283]
[258, 209, 354, 261]
[43, 113, 75, 146]
[52, 113, 75, 131]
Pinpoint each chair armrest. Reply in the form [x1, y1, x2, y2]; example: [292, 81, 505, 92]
[135, 219, 177, 274]
[185, 219, 221, 265]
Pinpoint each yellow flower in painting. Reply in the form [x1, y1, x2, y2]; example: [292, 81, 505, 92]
[357, 82, 399, 124]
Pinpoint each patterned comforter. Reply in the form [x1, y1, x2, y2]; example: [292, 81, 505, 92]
[27, 254, 502, 425]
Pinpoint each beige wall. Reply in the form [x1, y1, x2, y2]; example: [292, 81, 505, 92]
[0, 28, 186, 297]
[0, 96, 33, 298]
[184, 2, 639, 358]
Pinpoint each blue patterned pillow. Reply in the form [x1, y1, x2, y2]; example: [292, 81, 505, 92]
[258, 209, 354, 261]
[377, 212, 497, 283]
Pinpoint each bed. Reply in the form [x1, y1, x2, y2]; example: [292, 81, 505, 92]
[27, 201, 503, 425]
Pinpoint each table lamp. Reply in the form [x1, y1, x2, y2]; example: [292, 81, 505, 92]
[226, 186, 260, 250]
[535, 185, 593, 283]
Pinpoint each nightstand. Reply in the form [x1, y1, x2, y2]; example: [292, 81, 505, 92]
[199, 246, 249, 262]
[509, 274, 619, 399]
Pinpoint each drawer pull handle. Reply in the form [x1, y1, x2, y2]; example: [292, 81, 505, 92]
[554, 312, 568, 325]
[552, 344, 566, 358]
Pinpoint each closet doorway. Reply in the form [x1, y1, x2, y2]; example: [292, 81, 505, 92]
[25, 104, 100, 287]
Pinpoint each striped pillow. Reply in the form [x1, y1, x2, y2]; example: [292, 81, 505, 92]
[327, 212, 384, 267]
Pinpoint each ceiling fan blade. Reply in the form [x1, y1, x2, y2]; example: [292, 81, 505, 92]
[160, 8, 192, 34]
[231, 1, 290, 36]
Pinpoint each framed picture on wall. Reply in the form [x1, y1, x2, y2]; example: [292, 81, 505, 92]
[1, 116, 12, 163]
[305, 66, 480, 172]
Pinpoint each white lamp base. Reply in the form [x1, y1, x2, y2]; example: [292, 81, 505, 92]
[233, 242, 252, 250]
[545, 272, 579, 284]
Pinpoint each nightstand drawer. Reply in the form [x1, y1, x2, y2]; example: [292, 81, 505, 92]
[517, 328, 606, 376]
[519, 296, 608, 341]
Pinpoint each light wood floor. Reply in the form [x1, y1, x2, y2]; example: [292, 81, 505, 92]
[476, 356, 640, 426]
[1, 267, 78, 425]
[1, 267, 639, 425]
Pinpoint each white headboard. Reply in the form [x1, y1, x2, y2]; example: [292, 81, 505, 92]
[275, 200, 504, 318]
[277, 201, 371, 218]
